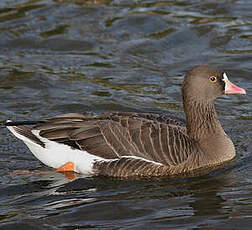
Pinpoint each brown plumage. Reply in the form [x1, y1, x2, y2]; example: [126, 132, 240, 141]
[5, 65, 246, 178]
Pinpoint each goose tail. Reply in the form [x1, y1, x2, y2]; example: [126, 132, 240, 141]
[4, 119, 45, 147]
[4, 120, 41, 127]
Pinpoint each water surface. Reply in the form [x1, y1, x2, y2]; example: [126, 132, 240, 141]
[0, 0, 251, 229]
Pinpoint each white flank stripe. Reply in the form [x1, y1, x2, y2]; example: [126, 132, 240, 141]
[120, 155, 163, 165]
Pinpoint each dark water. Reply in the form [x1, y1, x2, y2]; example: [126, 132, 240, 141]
[0, 0, 251, 229]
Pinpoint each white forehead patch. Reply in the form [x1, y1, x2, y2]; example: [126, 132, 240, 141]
[222, 72, 229, 82]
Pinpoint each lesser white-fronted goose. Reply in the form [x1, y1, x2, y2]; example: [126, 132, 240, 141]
[5, 65, 246, 178]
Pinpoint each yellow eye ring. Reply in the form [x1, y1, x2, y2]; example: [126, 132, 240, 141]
[209, 76, 217, 82]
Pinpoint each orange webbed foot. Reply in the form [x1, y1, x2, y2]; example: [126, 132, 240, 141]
[56, 162, 75, 172]
[56, 162, 76, 180]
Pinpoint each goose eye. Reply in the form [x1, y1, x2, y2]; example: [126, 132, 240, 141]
[209, 76, 217, 82]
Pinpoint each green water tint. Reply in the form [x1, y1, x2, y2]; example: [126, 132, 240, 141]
[0, 0, 251, 229]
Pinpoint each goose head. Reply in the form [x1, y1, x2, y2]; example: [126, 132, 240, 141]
[182, 65, 246, 102]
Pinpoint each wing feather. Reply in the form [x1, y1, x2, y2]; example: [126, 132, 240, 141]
[34, 112, 196, 168]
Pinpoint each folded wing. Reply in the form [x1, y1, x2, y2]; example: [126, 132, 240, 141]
[34, 112, 195, 168]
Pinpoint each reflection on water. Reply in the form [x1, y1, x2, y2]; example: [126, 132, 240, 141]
[1, 169, 251, 229]
[0, 0, 251, 229]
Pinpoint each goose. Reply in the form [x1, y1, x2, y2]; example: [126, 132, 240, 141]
[5, 65, 246, 178]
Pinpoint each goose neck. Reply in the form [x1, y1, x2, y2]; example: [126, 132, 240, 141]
[184, 99, 225, 140]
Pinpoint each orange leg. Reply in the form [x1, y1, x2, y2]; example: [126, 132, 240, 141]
[56, 162, 76, 180]
[56, 162, 75, 172]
